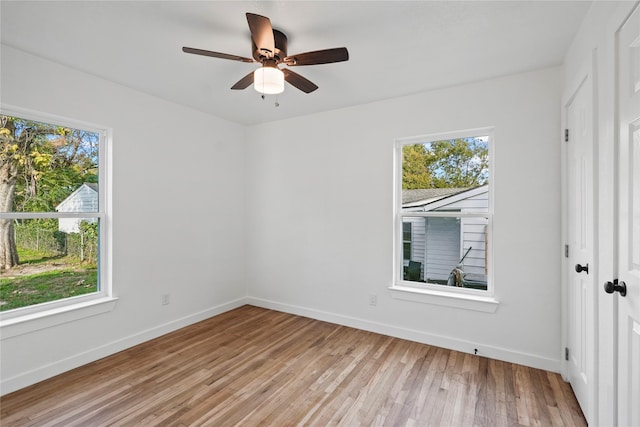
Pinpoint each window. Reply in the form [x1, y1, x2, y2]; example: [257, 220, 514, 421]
[402, 222, 412, 260]
[0, 109, 110, 319]
[395, 129, 492, 296]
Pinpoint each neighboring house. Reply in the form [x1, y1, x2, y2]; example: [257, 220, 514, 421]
[402, 186, 488, 286]
[55, 183, 98, 233]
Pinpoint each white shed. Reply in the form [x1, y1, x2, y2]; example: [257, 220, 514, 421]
[55, 183, 98, 233]
[402, 186, 489, 287]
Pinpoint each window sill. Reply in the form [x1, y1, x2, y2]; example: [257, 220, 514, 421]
[0, 297, 119, 339]
[388, 284, 499, 313]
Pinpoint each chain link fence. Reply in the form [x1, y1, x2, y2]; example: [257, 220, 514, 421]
[15, 221, 98, 263]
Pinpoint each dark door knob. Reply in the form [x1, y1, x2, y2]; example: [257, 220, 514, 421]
[604, 279, 627, 297]
[575, 263, 589, 274]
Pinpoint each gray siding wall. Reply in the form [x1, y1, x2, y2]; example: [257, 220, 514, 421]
[433, 191, 488, 212]
[403, 188, 489, 284]
[57, 185, 98, 233]
[425, 217, 460, 282]
[460, 218, 488, 282]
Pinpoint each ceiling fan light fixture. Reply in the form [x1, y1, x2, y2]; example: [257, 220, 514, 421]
[183, 13, 348, 95]
[254, 66, 284, 94]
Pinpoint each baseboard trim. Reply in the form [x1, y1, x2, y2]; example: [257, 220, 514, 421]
[246, 297, 561, 373]
[3, 296, 562, 396]
[1, 298, 247, 396]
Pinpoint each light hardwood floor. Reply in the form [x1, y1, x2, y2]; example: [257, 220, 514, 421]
[1, 305, 586, 426]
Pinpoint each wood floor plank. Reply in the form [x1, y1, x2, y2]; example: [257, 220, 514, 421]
[0, 305, 587, 426]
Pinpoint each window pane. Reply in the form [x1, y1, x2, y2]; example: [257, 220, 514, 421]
[402, 136, 488, 191]
[0, 115, 99, 213]
[0, 218, 99, 311]
[403, 242, 411, 260]
[403, 222, 412, 240]
[402, 222, 412, 260]
[400, 134, 489, 291]
[402, 215, 488, 290]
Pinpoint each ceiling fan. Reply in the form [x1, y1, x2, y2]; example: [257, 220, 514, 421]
[182, 13, 349, 94]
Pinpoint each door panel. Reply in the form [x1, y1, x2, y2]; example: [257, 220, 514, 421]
[566, 74, 595, 423]
[617, 5, 640, 425]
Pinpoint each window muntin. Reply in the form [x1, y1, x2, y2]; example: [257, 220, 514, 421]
[0, 110, 108, 316]
[396, 130, 492, 294]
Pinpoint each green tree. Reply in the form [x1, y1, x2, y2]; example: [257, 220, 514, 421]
[402, 144, 433, 189]
[0, 115, 97, 270]
[428, 138, 488, 188]
[402, 137, 489, 190]
[78, 221, 98, 263]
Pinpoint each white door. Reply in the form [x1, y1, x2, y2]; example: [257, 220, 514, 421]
[617, 5, 640, 425]
[566, 74, 596, 424]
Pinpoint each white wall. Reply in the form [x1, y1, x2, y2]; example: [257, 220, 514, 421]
[245, 67, 563, 371]
[0, 46, 247, 394]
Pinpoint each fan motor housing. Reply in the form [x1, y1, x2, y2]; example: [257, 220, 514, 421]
[252, 29, 288, 62]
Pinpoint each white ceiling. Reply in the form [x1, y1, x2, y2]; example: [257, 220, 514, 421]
[1, 1, 591, 125]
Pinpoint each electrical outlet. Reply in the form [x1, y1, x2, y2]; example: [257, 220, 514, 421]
[162, 294, 170, 305]
[368, 294, 377, 306]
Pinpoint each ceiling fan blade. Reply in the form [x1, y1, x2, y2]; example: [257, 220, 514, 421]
[246, 13, 275, 58]
[182, 47, 254, 63]
[282, 69, 318, 93]
[231, 71, 255, 90]
[284, 47, 349, 66]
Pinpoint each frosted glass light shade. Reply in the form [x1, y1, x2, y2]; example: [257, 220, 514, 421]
[254, 67, 284, 94]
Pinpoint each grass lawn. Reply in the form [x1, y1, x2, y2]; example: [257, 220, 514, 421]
[0, 248, 98, 312]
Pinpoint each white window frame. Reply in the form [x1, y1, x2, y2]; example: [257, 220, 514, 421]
[389, 127, 499, 312]
[0, 105, 116, 338]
